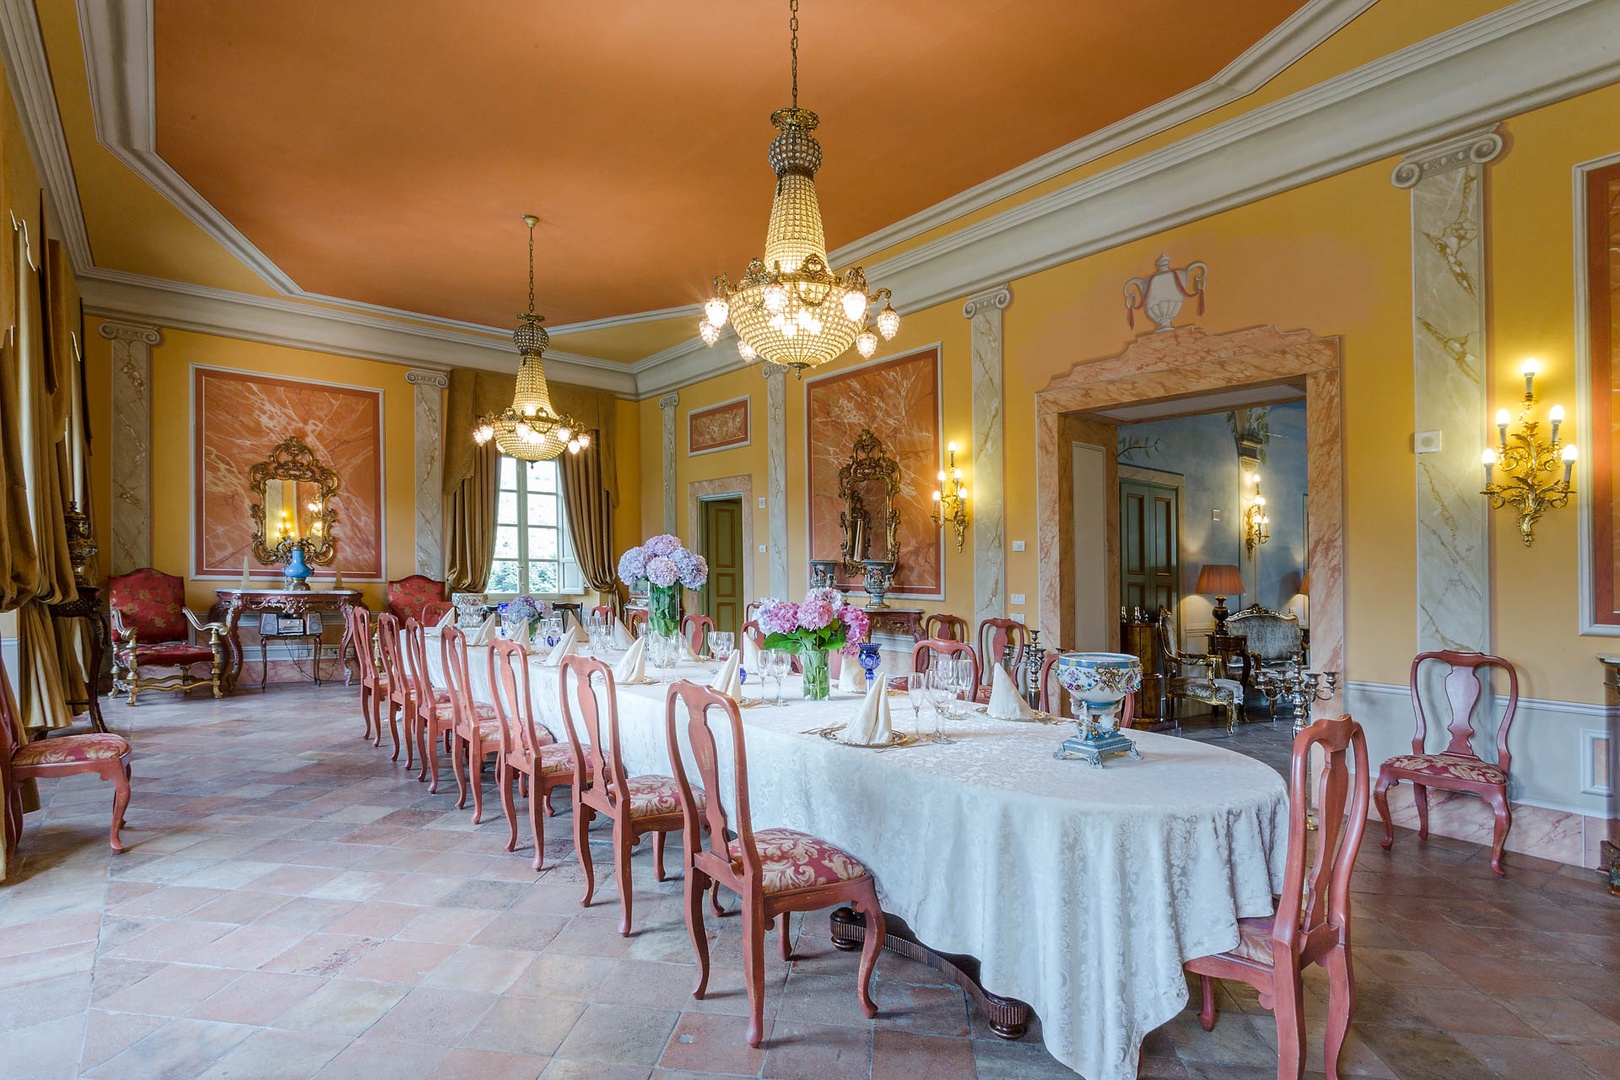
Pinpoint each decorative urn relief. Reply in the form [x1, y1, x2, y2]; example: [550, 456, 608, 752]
[1124, 254, 1208, 332]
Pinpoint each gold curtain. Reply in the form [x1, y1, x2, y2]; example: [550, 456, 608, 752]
[559, 439, 619, 607]
[445, 440, 497, 592]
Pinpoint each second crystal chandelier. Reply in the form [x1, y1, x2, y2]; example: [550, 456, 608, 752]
[699, 0, 900, 374]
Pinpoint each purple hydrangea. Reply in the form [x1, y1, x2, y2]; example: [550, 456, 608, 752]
[645, 555, 679, 589]
[617, 546, 648, 585]
[759, 599, 800, 636]
[670, 547, 709, 590]
[804, 587, 841, 610]
[644, 533, 682, 557]
[798, 598, 836, 631]
[506, 594, 541, 623]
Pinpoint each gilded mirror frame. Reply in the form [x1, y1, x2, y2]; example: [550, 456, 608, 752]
[836, 428, 901, 575]
[249, 436, 340, 565]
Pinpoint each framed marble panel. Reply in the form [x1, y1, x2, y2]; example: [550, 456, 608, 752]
[1580, 157, 1620, 633]
[193, 366, 385, 580]
[688, 395, 750, 455]
[805, 347, 943, 598]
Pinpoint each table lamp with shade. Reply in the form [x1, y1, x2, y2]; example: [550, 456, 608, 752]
[1195, 563, 1245, 632]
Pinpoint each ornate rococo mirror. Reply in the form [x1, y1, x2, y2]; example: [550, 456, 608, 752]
[249, 436, 340, 567]
[837, 429, 901, 574]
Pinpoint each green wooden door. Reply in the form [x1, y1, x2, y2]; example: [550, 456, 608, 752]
[701, 497, 744, 636]
[1119, 478, 1179, 619]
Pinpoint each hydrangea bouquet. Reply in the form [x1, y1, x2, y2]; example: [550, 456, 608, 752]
[617, 534, 708, 639]
[757, 588, 871, 700]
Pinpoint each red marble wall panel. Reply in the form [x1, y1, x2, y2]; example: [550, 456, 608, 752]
[806, 348, 942, 597]
[1586, 163, 1620, 626]
[194, 367, 384, 578]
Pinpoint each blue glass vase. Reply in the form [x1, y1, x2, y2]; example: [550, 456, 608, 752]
[283, 546, 313, 590]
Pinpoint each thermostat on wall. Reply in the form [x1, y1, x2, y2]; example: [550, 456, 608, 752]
[1412, 430, 1442, 454]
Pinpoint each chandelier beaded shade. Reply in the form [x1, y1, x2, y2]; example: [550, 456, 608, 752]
[700, 0, 899, 374]
[473, 216, 589, 461]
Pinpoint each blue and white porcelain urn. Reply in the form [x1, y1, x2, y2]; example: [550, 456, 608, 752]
[1053, 651, 1144, 767]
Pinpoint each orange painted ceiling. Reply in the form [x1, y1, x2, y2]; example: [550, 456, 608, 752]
[154, 1, 1306, 332]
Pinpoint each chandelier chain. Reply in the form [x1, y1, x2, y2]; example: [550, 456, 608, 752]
[526, 219, 536, 316]
[789, 0, 798, 108]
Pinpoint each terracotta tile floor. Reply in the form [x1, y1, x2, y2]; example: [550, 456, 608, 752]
[1, 684, 1616, 1079]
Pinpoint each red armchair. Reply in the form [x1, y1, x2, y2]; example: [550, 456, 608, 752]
[108, 569, 226, 705]
[387, 574, 446, 624]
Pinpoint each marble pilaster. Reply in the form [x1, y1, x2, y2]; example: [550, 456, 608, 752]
[101, 321, 161, 575]
[659, 392, 679, 534]
[765, 367, 789, 597]
[1392, 127, 1502, 655]
[406, 369, 449, 579]
[964, 286, 1011, 633]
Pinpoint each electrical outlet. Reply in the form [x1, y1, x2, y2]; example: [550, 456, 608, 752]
[1412, 430, 1442, 454]
[1011, 612, 1025, 624]
[1212, 509, 1221, 522]
[1011, 540, 1026, 552]
[1009, 593, 1026, 605]
[758, 496, 767, 508]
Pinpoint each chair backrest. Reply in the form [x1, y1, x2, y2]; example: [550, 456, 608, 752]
[1037, 651, 1062, 715]
[1408, 650, 1519, 773]
[438, 625, 486, 738]
[977, 617, 1029, 672]
[347, 607, 379, 684]
[387, 574, 446, 623]
[1273, 715, 1369, 964]
[625, 609, 649, 634]
[421, 600, 454, 628]
[376, 612, 406, 698]
[590, 604, 614, 622]
[558, 654, 630, 809]
[743, 600, 762, 623]
[1223, 604, 1303, 661]
[740, 620, 764, 649]
[911, 638, 980, 698]
[490, 639, 546, 764]
[109, 568, 188, 642]
[1155, 608, 1204, 670]
[923, 613, 968, 642]
[682, 614, 715, 656]
[399, 618, 436, 708]
[666, 680, 758, 888]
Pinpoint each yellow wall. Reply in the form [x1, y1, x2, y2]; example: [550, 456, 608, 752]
[648, 81, 1620, 708]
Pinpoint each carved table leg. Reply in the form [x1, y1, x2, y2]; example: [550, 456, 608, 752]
[339, 600, 355, 687]
[223, 601, 245, 695]
[829, 907, 1031, 1040]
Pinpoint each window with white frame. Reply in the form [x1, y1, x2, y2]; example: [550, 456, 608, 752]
[488, 455, 582, 595]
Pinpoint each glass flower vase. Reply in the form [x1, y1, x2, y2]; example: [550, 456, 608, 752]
[648, 584, 681, 640]
[800, 648, 831, 701]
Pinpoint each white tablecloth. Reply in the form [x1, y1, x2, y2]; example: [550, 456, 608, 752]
[429, 646, 1288, 1080]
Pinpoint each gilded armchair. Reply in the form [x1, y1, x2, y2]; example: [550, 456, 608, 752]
[108, 569, 228, 705]
[1224, 604, 1306, 718]
[1157, 609, 1244, 733]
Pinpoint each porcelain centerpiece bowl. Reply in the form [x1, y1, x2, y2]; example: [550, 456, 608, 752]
[1054, 652, 1143, 720]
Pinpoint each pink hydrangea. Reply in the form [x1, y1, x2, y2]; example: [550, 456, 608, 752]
[838, 605, 869, 643]
[797, 598, 836, 631]
[644, 533, 682, 557]
[805, 587, 841, 610]
[645, 555, 679, 588]
[759, 599, 800, 636]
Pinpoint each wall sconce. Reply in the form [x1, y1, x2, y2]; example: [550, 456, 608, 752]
[1243, 471, 1270, 557]
[932, 441, 969, 551]
[1481, 358, 1575, 546]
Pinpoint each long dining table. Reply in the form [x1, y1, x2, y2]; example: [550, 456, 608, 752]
[427, 642, 1289, 1080]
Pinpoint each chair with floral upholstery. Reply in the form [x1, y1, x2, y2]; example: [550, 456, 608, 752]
[108, 569, 227, 705]
[557, 655, 707, 936]
[1, 633, 133, 859]
[486, 641, 578, 870]
[1185, 715, 1369, 1080]
[667, 680, 885, 1049]
[1158, 609, 1243, 733]
[1374, 650, 1519, 876]
[386, 574, 446, 624]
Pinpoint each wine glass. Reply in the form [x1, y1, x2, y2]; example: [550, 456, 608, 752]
[924, 667, 955, 741]
[709, 631, 734, 670]
[951, 656, 976, 711]
[903, 672, 926, 736]
[766, 649, 791, 706]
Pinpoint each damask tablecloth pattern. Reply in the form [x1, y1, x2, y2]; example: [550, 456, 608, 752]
[429, 647, 1287, 1080]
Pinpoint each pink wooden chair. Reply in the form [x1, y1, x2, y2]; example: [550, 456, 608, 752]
[666, 680, 885, 1048]
[374, 613, 412, 765]
[922, 612, 968, 643]
[438, 625, 508, 823]
[1374, 650, 1519, 875]
[911, 638, 980, 699]
[625, 609, 649, 635]
[590, 604, 615, 624]
[421, 600, 455, 628]
[1, 633, 134, 859]
[740, 620, 764, 650]
[386, 574, 446, 623]
[557, 655, 703, 936]
[1184, 714, 1369, 1080]
[977, 617, 1030, 672]
[343, 607, 384, 748]
[681, 614, 715, 657]
[400, 618, 490, 793]
[487, 640, 576, 869]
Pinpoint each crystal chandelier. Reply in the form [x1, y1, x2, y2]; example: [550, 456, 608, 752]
[473, 215, 589, 461]
[699, 0, 900, 374]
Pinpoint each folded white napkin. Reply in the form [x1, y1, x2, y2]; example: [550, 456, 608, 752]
[612, 617, 634, 649]
[841, 676, 893, 745]
[468, 614, 498, 646]
[986, 663, 1037, 720]
[742, 634, 761, 673]
[612, 636, 647, 683]
[509, 619, 532, 646]
[708, 651, 743, 703]
[837, 653, 864, 693]
[539, 626, 582, 667]
[425, 607, 456, 635]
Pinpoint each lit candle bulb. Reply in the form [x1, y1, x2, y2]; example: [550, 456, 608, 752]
[1549, 403, 1565, 444]
[1481, 447, 1497, 486]
[937, 470, 945, 483]
[932, 490, 941, 502]
[947, 441, 959, 455]
[1562, 443, 1577, 487]
[952, 468, 963, 481]
[1496, 408, 1511, 450]
[1520, 358, 1540, 401]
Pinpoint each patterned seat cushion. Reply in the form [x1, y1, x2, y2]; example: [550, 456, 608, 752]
[1171, 677, 1243, 704]
[14, 732, 130, 767]
[537, 743, 575, 775]
[123, 643, 215, 668]
[728, 828, 870, 895]
[1228, 915, 1275, 965]
[625, 774, 704, 818]
[1382, 753, 1505, 786]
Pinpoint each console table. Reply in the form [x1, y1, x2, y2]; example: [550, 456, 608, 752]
[865, 606, 925, 641]
[46, 585, 108, 733]
[214, 589, 363, 694]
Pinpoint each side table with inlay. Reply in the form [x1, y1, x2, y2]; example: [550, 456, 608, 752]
[214, 589, 363, 694]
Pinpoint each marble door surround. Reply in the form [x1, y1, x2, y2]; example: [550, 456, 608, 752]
[102, 320, 161, 575]
[1035, 324, 1345, 700]
[405, 368, 448, 580]
[687, 475, 757, 609]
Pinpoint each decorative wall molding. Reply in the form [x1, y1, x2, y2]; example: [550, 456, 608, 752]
[766, 368, 789, 597]
[1574, 150, 1620, 635]
[964, 285, 1011, 635]
[659, 392, 679, 534]
[1390, 127, 1506, 187]
[101, 319, 160, 574]
[406, 369, 449, 579]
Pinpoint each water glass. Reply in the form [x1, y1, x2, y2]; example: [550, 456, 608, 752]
[765, 649, 792, 706]
[903, 672, 926, 735]
[925, 667, 955, 739]
[709, 631, 734, 667]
